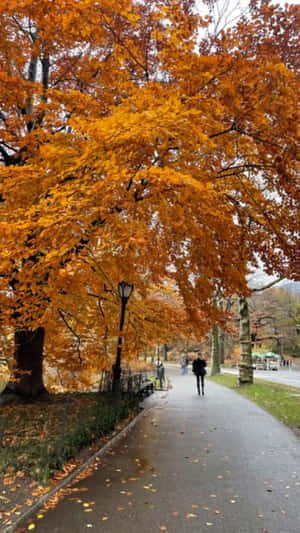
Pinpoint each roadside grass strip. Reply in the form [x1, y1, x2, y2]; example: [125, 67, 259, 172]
[208, 373, 300, 431]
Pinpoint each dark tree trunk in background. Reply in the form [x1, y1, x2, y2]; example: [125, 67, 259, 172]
[210, 325, 220, 375]
[1, 327, 48, 404]
[238, 297, 253, 386]
[219, 327, 225, 364]
[163, 344, 168, 361]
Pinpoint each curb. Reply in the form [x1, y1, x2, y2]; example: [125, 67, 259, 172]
[3, 407, 151, 533]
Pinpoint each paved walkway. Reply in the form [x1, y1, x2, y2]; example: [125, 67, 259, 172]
[25, 369, 300, 533]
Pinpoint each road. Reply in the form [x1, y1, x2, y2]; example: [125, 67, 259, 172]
[223, 368, 300, 389]
[22, 367, 300, 533]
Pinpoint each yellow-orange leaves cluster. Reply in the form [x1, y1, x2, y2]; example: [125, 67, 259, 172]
[0, 0, 298, 388]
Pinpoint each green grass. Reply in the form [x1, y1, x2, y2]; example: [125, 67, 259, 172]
[208, 373, 300, 430]
[0, 392, 139, 484]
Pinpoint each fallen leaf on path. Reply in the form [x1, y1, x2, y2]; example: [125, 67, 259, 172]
[185, 513, 197, 518]
[159, 526, 167, 531]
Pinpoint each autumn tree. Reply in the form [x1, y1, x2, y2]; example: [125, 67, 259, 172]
[0, 0, 299, 401]
[0, 0, 200, 401]
[249, 284, 300, 357]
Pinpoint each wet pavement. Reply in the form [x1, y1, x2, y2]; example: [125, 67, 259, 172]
[23, 368, 300, 533]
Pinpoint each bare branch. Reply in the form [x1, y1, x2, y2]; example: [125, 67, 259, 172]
[58, 308, 82, 364]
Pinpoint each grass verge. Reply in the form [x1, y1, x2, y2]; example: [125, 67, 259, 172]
[0, 392, 139, 485]
[208, 373, 300, 432]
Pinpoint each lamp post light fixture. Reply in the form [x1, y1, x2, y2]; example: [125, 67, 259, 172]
[112, 281, 134, 392]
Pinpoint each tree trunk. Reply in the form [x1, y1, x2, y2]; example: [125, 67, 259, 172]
[210, 325, 220, 375]
[219, 327, 225, 364]
[1, 327, 48, 404]
[238, 297, 253, 386]
[163, 344, 168, 361]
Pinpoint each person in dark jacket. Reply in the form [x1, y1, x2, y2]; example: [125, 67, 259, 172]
[156, 359, 165, 389]
[192, 355, 207, 395]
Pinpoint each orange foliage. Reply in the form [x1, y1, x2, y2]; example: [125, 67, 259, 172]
[0, 1, 298, 388]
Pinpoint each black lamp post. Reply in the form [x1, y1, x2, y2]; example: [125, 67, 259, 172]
[112, 281, 134, 392]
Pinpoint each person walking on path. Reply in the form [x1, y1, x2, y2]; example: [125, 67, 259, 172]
[192, 353, 207, 395]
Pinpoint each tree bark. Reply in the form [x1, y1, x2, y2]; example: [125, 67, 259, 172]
[219, 327, 225, 364]
[210, 325, 220, 375]
[163, 344, 168, 361]
[1, 327, 48, 404]
[238, 297, 253, 386]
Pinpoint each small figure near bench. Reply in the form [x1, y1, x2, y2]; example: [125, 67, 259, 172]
[156, 359, 165, 389]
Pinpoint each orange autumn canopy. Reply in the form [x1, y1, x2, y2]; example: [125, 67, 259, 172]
[0, 0, 298, 384]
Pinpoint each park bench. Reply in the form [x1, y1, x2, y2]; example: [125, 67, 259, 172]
[121, 372, 154, 397]
[98, 371, 154, 397]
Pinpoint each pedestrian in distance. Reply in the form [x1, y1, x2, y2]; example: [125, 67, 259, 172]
[156, 359, 165, 389]
[192, 354, 207, 395]
[181, 354, 188, 374]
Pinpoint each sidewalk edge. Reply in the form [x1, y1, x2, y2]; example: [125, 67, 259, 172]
[3, 407, 151, 533]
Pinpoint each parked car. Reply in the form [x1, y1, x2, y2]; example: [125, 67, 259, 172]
[268, 357, 280, 371]
[256, 360, 267, 370]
